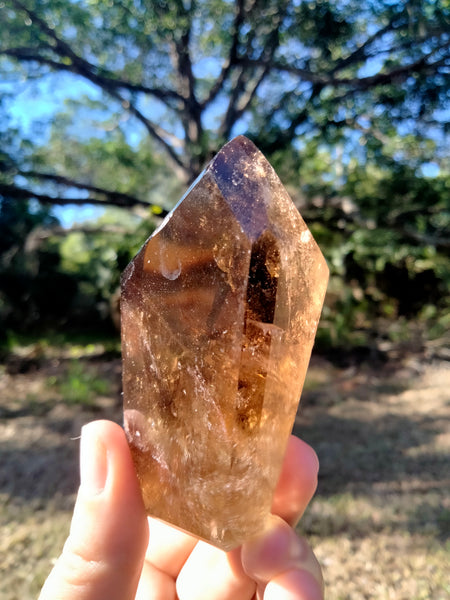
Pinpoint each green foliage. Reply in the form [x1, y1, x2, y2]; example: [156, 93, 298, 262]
[0, 0, 449, 353]
[49, 361, 110, 406]
[2, 0, 449, 180]
[301, 158, 450, 350]
[0, 196, 66, 332]
[0, 199, 151, 333]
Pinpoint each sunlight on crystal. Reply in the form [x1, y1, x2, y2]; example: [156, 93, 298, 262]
[121, 136, 329, 550]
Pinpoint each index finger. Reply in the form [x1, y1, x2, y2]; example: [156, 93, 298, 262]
[271, 435, 319, 525]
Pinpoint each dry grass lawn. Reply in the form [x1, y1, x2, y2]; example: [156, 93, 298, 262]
[1, 354, 449, 599]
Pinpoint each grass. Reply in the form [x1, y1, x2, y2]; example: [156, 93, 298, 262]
[0, 500, 72, 600]
[298, 491, 450, 599]
[48, 361, 111, 406]
[1, 354, 449, 599]
[1, 330, 121, 360]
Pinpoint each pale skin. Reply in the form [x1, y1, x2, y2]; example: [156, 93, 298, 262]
[39, 420, 324, 600]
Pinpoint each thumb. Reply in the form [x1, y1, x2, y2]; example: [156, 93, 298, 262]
[39, 420, 149, 600]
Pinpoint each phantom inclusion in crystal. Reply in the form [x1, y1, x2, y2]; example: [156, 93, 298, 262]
[121, 136, 328, 550]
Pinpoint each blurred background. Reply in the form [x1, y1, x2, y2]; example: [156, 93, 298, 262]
[0, 1, 449, 598]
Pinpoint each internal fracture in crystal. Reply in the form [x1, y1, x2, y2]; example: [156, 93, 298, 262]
[121, 136, 329, 550]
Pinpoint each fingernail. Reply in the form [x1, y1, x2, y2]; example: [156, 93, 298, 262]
[288, 533, 308, 563]
[265, 570, 324, 600]
[243, 517, 308, 582]
[80, 423, 107, 495]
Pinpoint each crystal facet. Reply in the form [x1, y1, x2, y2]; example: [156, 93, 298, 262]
[121, 136, 328, 550]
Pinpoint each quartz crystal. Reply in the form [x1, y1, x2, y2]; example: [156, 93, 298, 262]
[121, 135, 328, 550]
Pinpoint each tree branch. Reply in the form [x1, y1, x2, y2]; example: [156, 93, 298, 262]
[398, 227, 450, 250]
[330, 19, 399, 75]
[9, 46, 188, 175]
[160, 1, 205, 173]
[257, 83, 324, 154]
[14, 170, 149, 205]
[219, 66, 269, 140]
[10, 0, 189, 177]
[336, 50, 449, 91]
[200, 0, 246, 108]
[104, 84, 189, 177]
[0, 46, 67, 71]
[0, 182, 168, 215]
[248, 43, 449, 91]
[0, 46, 184, 105]
[218, 3, 285, 140]
[30, 224, 138, 238]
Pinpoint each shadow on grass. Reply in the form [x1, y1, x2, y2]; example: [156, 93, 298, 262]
[0, 438, 79, 503]
[0, 405, 121, 505]
[294, 412, 447, 496]
[2, 408, 445, 502]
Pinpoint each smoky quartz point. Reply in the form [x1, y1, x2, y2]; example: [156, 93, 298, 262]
[121, 136, 328, 550]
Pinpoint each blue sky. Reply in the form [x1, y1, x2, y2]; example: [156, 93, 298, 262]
[3, 74, 109, 226]
[3, 62, 447, 228]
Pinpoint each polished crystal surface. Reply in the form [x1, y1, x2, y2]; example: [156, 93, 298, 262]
[121, 136, 328, 550]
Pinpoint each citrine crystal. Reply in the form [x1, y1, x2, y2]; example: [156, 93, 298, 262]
[121, 136, 328, 550]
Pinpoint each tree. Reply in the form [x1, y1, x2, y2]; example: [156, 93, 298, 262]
[0, 0, 449, 209]
[0, 0, 449, 347]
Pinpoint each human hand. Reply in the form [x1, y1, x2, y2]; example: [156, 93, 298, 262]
[39, 420, 323, 600]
